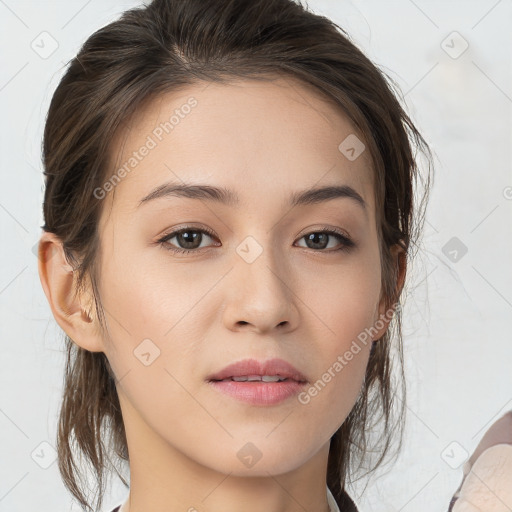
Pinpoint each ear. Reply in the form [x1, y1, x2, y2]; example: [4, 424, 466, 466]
[371, 243, 407, 341]
[37, 231, 105, 353]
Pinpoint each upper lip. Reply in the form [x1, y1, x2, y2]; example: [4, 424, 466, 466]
[207, 358, 308, 383]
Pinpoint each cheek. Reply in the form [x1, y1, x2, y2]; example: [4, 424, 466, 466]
[98, 237, 210, 341]
[305, 248, 382, 343]
[298, 310, 373, 445]
[298, 249, 381, 422]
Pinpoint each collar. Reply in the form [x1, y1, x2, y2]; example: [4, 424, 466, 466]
[327, 485, 341, 512]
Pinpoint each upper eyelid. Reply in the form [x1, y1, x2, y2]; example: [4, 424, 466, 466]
[160, 224, 351, 237]
[159, 225, 353, 245]
[162, 225, 218, 240]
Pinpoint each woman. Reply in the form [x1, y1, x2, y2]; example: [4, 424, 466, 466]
[36, 0, 433, 510]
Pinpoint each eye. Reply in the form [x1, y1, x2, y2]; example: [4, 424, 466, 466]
[156, 225, 355, 255]
[295, 227, 355, 253]
[157, 226, 219, 255]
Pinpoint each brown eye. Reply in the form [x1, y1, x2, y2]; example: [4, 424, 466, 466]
[157, 225, 355, 256]
[295, 229, 355, 253]
[157, 227, 219, 254]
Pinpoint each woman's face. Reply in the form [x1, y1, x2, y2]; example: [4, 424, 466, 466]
[93, 75, 393, 477]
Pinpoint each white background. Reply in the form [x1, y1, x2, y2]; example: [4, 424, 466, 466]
[0, 1, 511, 511]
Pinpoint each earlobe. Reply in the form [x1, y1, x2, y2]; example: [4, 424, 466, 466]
[37, 231, 104, 353]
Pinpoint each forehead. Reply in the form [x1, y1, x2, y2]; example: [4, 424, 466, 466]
[102, 75, 375, 220]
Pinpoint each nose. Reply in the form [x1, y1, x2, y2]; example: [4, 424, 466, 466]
[221, 241, 300, 335]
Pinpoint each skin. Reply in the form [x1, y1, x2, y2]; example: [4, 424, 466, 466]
[38, 75, 405, 512]
[451, 412, 512, 511]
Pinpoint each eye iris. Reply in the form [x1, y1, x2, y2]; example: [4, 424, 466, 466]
[305, 232, 328, 250]
[177, 230, 201, 249]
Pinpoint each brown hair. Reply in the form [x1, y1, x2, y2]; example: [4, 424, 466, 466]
[40, 0, 433, 510]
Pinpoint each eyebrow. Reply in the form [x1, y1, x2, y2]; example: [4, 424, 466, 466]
[137, 182, 367, 214]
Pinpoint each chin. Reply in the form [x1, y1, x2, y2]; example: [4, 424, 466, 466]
[197, 441, 314, 477]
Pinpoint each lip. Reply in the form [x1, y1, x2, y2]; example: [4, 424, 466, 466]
[206, 357, 308, 383]
[208, 379, 307, 406]
[206, 358, 308, 406]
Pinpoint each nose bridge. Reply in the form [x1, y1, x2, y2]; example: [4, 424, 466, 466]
[223, 232, 298, 331]
[236, 232, 288, 291]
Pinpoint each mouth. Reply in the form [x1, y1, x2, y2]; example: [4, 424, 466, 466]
[210, 375, 306, 383]
[207, 373, 308, 406]
[206, 357, 309, 384]
[205, 358, 308, 405]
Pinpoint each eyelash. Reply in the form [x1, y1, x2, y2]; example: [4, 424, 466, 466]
[156, 225, 355, 255]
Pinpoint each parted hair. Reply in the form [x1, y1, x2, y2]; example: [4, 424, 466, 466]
[40, 0, 433, 510]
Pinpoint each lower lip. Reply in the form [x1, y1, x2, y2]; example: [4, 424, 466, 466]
[207, 379, 307, 405]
